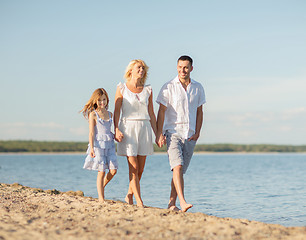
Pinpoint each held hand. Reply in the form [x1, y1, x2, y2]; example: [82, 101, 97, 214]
[115, 129, 124, 142]
[155, 138, 159, 146]
[155, 134, 166, 148]
[161, 135, 166, 147]
[155, 134, 161, 147]
[90, 149, 96, 158]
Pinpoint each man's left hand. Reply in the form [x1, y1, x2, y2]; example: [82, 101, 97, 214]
[188, 133, 199, 141]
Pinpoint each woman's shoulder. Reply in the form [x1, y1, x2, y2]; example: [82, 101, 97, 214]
[117, 82, 125, 94]
[117, 82, 126, 89]
[144, 84, 152, 94]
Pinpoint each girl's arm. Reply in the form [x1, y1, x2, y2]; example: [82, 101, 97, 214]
[114, 86, 124, 142]
[148, 92, 157, 136]
[88, 112, 96, 158]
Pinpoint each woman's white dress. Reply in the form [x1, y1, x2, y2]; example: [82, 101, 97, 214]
[117, 83, 153, 156]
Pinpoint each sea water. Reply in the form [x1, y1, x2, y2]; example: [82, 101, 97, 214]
[0, 153, 305, 227]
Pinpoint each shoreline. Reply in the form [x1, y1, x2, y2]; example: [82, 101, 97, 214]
[1, 151, 306, 155]
[1, 183, 305, 240]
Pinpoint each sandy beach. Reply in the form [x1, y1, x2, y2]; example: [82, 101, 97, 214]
[0, 183, 305, 240]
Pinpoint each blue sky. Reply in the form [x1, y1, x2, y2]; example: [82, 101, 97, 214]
[1, 0, 305, 145]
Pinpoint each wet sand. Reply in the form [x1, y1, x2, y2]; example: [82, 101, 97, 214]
[0, 183, 305, 240]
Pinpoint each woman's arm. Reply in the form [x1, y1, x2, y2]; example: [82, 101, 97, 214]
[113, 86, 124, 142]
[148, 92, 157, 136]
[155, 103, 167, 147]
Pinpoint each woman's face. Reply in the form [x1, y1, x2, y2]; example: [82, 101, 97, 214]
[131, 63, 145, 79]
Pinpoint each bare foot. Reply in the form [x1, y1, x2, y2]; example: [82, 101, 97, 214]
[125, 194, 133, 205]
[137, 203, 144, 208]
[181, 203, 193, 212]
[168, 205, 181, 212]
[98, 197, 105, 203]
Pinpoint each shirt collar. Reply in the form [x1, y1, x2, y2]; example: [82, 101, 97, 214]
[175, 76, 194, 84]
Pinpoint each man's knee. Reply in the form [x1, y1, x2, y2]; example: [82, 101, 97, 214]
[173, 164, 183, 173]
[110, 169, 117, 176]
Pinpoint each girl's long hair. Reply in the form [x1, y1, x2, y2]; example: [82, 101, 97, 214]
[124, 59, 149, 85]
[80, 88, 109, 119]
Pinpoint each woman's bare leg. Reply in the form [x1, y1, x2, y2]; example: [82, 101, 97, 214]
[103, 169, 117, 188]
[125, 156, 146, 205]
[126, 156, 144, 207]
[125, 161, 134, 204]
[97, 171, 106, 202]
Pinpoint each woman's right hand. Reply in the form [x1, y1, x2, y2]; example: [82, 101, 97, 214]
[115, 128, 124, 142]
[155, 133, 166, 148]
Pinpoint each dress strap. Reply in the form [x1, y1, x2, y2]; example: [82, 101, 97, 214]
[94, 110, 101, 120]
[108, 111, 112, 120]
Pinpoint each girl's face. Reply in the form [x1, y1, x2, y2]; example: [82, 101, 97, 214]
[96, 95, 108, 110]
[131, 63, 145, 79]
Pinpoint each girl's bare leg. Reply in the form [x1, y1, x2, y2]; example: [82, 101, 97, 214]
[126, 156, 144, 207]
[103, 169, 117, 188]
[126, 156, 146, 204]
[97, 171, 106, 202]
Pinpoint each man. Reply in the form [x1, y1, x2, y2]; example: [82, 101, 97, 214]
[156, 55, 206, 212]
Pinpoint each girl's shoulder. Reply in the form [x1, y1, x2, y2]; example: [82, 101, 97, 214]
[89, 111, 97, 119]
[107, 111, 113, 118]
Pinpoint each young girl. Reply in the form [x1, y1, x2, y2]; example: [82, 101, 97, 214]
[81, 88, 118, 202]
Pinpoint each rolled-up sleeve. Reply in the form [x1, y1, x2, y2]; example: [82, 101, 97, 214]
[197, 84, 206, 107]
[156, 83, 169, 107]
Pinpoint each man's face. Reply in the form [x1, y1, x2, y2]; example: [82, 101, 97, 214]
[177, 60, 193, 81]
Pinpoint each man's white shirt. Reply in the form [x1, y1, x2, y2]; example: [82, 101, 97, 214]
[156, 76, 206, 139]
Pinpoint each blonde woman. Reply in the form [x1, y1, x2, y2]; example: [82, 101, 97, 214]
[114, 60, 157, 207]
[81, 88, 118, 202]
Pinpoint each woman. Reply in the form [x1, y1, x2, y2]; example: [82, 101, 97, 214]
[114, 59, 157, 207]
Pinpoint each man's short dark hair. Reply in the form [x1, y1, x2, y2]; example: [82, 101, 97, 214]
[178, 55, 193, 66]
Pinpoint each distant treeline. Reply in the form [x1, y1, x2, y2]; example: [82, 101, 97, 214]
[0, 140, 306, 153]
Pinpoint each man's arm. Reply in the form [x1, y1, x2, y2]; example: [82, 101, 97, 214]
[155, 104, 167, 147]
[188, 105, 203, 141]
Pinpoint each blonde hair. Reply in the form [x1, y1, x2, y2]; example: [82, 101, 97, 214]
[80, 88, 109, 119]
[124, 59, 149, 85]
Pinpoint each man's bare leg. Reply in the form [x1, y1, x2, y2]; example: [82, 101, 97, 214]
[168, 178, 181, 211]
[172, 165, 193, 212]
